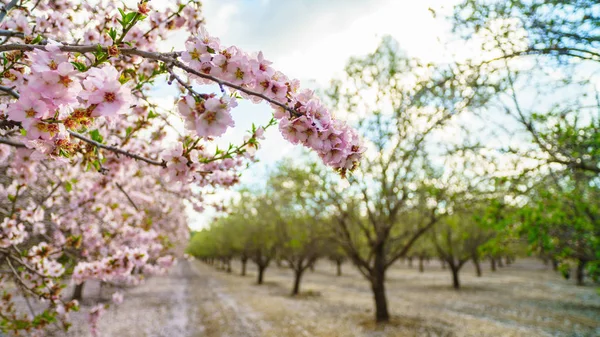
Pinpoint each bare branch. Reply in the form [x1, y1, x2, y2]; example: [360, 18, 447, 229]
[0, 0, 19, 24]
[0, 137, 26, 148]
[115, 183, 140, 211]
[68, 130, 167, 167]
[0, 85, 19, 98]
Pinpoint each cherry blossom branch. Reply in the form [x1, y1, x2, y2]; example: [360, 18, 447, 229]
[0, 86, 167, 165]
[0, 43, 301, 117]
[68, 130, 167, 167]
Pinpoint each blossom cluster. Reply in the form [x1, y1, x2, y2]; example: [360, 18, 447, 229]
[180, 30, 364, 173]
[6, 43, 131, 151]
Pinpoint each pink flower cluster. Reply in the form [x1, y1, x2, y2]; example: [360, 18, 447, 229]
[72, 247, 149, 284]
[180, 29, 364, 172]
[0, 218, 27, 247]
[177, 94, 236, 138]
[7, 43, 132, 147]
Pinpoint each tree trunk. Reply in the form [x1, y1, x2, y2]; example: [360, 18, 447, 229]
[450, 264, 460, 290]
[226, 259, 232, 273]
[257, 265, 265, 284]
[371, 270, 389, 323]
[407, 256, 413, 268]
[72, 282, 85, 301]
[336, 260, 342, 276]
[490, 257, 497, 271]
[473, 257, 482, 277]
[371, 243, 389, 323]
[497, 257, 504, 268]
[292, 269, 304, 295]
[418, 256, 424, 273]
[576, 260, 586, 286]
[551, 258, 559, 271]
[241, 257, 247, 276]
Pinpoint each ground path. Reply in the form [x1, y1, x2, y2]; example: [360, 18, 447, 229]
[67, 258, 600, 337]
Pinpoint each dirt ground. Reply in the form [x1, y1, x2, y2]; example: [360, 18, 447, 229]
[66, 258, 600, 337]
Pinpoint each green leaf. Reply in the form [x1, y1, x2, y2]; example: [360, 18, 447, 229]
[31, 35, 44, 45]
[89, 129, 104, 143]
[70, 61, 87, 72]
[147, 110, 158, 119]
[124, 12, 138, 25]
[108, 28, 117, 41]
[64, 181, 73, 193]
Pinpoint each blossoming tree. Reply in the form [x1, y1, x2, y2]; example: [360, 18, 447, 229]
[0, 0, 363, 335]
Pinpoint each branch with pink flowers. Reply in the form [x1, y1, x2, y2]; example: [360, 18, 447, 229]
[0, 43, 300, 117]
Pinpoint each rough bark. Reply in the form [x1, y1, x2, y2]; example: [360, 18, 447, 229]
[371, 243, 389, 323]
[473, 257, 482, 277]
[576, 260, 586, 286]
[371, 269, 389, 322]
[490, 257, 497, 271]
[292, 269, 304, 295]
[451, 264, 460, 290]
[257, 265, 266, 284]
[72, 282, 85, 301]
[240, 257, 247, 276]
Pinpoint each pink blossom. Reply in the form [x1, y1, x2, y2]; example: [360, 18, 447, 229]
[81, 66, 132, 117]
[112, 291, 124, 305]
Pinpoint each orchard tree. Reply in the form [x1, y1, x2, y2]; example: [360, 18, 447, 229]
[452, 0, 600, 281]
[431, 211, 494, 289]
[0, 0, 363, 335]
[519, 172, 599, 285]
[319, 37, 496, 322]
[268, 161, 329, 296]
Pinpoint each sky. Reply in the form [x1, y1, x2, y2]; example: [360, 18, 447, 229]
[185, 0, 465, 230]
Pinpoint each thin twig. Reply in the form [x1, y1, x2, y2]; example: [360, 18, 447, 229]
[68, 130, 167, 167]
[166, 65, 202, 97]
[0, 29, 24, 39]
[0, 0, 19, 24]
[0, 137, 26, 147]
[0, 85, 19, 98]
[115, 183, 139, 211]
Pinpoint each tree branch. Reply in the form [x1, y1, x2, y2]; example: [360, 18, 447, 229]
[0, 0, 19, 24]
[0, 137, 26, 148]
[115, 183, 140, 211]
[68, 131, 167, 167]
[0, 42, 303, 118]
